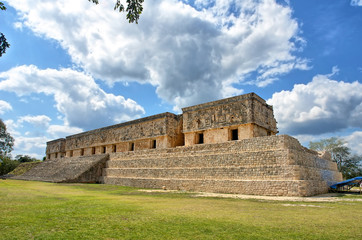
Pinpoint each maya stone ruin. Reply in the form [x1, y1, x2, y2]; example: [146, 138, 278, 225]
[14, 93, 343, 196]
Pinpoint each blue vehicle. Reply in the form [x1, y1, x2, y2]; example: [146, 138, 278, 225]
[329, 177, 362, 192]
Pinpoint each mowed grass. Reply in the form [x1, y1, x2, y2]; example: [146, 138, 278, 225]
[1, 180, 361, 240]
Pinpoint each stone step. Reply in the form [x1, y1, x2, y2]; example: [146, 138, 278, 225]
[104, 164, 339, 182]
[102, 176, 329, 197]
[107, 148, 339, 172]
[107, 150, 288, 168]
[108, 135, 297, 161]
[103, 165, 305, 180]
[12, 155, 108, 183]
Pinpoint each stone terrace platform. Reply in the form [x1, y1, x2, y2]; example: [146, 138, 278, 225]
[102, 135, 342, 197]
[13, 135, 342, 197]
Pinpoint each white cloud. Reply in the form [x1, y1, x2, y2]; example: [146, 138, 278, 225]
[292, 130, 362, 156]
[345, 131, 362, 155]
[3, 115, 83, 158]
[7, 0, 306, 110]
[3, 119, 21, 136]
[268, 68, 362, 135]
[12, 135, 48, 159]
[0, 100, 12, 115]
[47, 125, 83, 139]
[0, 65, 145, 130]
[13, 22, 23, 30]
[18, 115, 51, 129]
[351, 0, 362, 6]
[3, 118, 48, 159]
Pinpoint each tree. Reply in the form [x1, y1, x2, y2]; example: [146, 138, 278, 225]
[15, 155, 39, 163]
[89, 0, 144, 24]
[339, 154, 362, 180]
[0, 155, 20, 176]
[0, 119, 14, 156]
[309, 137, 362, 179]
[0, 2, 10, 57]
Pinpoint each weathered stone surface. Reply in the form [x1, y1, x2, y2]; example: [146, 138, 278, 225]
[102, 135, 342, 197]
[36, 93, 343, 196]
[46, 93, 277, 159]
[12, 155, 108, 183]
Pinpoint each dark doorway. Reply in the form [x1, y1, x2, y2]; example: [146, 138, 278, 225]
[129, 143, 135, 151]
[198, 133, 204, 144]
[152, 140, 157, 149]
[231, 129, 238, 141]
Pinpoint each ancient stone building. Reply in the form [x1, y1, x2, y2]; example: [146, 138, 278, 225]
[16, 93, 342, 196]
[46, 93, 277, 159]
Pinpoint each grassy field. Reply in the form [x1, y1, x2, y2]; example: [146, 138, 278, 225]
[1, 180, 361, 240]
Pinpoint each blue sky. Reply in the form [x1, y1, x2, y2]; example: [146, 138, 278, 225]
[0, 0, 361, 158]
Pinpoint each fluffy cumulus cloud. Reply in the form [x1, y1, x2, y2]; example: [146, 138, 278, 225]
[12, 136, 48, 158]
[351, 0, 362, 6]
[268, 68, 362, 135]
[7, 0, 306, 110]
[345, 131, 362, 155]
[18, 115, 51, 129]
[0, 100, 12, 115]
[4, 116, 83, 158]
[0, 65, 145, 130]
[46, 125, 83, 139]
[3, 119, 48, 158]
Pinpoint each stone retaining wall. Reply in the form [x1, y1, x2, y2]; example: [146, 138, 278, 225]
[102, 135, 342, 196]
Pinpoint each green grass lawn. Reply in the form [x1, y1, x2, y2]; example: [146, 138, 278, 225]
[1, 180, 361, 240]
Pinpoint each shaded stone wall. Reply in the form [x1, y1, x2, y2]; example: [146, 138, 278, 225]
[47, 113, 183, 159]
[46, 138, 66, 159]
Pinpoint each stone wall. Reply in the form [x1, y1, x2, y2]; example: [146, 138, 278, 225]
[182, 93, 277, 146]
[47, 113, 183, 160]
[182, 93, 277, 134]
[102, 135, 342, 196]
[46, 138, 66, 159]
[45, 93, 279, 159]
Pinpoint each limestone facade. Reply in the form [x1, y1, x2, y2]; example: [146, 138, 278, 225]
[102, 135, 342, 196]
[46, 93, 277, 159]
[43, 92, 342, 196]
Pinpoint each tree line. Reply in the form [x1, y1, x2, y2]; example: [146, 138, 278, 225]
[0, 119, 41, 176]
[309, 137, 362, 180]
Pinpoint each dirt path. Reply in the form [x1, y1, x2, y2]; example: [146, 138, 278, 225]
[139, 189, 362, 202]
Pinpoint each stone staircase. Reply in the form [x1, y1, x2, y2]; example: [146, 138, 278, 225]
[102, 135, 342, 196]
[12, 155, 108, 183]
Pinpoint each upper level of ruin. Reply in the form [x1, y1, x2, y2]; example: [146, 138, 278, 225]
[46, 92, 278, 160]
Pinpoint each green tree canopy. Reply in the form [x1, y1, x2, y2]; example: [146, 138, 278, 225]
[309, 137, 362, 179]
[0, 119, 14, 156]
[0, 2, 10, 57]
[0, 155, 20, 176]
[89, 0, 144, 23]
[15, 155, 39, 163]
